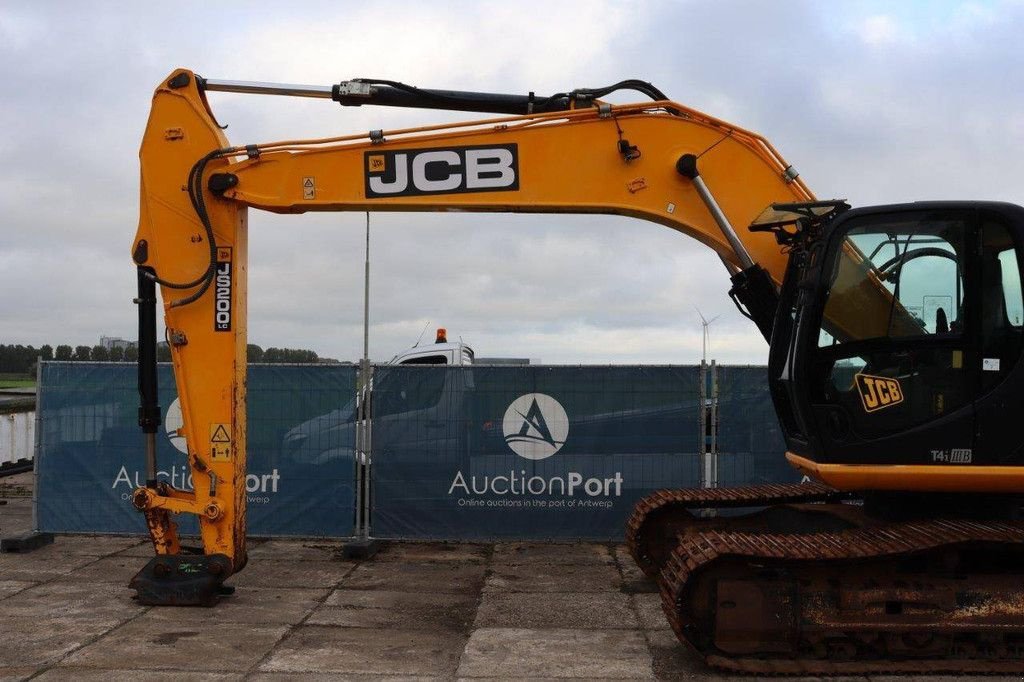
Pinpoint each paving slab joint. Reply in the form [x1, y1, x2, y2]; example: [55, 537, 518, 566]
[244, 560, 362, 676]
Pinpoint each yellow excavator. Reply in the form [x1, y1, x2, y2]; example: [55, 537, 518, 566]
[129, 69, 1024, 674]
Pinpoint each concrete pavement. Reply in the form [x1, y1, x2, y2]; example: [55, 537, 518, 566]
[0, 475, 1009, 679]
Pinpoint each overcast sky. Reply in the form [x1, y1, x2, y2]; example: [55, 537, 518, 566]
[1, 1, 1021, 364]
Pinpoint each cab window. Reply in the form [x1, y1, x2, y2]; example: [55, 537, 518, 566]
[997, 248, 1023, 328]
[818, 215, 966, 347]
[400, 354, 448, 365]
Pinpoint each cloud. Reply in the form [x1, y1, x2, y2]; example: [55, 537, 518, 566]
[858, 15, 900, 45]
[0, 1, 1021, 366]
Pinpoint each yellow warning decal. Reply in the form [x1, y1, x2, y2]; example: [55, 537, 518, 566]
[367, 154, 386, 173]
[854, 373, 904, 413]
[210, 423, 231, 461]
[216, 246, 232, 263]
[302, 177, 315, 200]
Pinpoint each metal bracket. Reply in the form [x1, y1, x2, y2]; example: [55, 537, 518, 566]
[190, 452, 208, 473]
[167, 73, 191, 90]
[369, 129, 385, 144]
[618, 139, 641, 162]
[598, 103, 612, 118]
[336, 80, 373, 97]
[132, 240, 149, 264]
[626, 177, 648, 193]
[782, 165, 800, 183]
[748, 200, 851, 246]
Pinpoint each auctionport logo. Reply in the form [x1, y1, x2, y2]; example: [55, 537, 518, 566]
[450, 391, 623, 504]
[502, 393, 568, 460]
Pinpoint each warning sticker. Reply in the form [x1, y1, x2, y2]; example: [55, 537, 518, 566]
[302, 177, 315, 200]
[210, 423, 231, 461]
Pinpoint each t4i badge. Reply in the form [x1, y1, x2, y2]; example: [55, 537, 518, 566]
[855, 373, 903, 412]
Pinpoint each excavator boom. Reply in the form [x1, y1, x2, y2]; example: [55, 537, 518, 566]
[130, 68, 815, 565]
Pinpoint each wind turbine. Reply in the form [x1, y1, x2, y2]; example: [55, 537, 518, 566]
[695, 307, 720, 364]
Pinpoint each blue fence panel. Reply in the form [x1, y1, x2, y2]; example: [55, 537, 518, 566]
[36, 362, 798, 542]
[36, 362, 356, 537]
[370, 365, 703, 540]
[715, 365, 800, 486]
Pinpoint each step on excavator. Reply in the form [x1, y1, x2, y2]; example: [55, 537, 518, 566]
[130, 69, 1024, 673]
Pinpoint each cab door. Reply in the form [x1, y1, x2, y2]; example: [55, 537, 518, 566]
[971, 212, 1024, 465]
[807, 208, 977, 466]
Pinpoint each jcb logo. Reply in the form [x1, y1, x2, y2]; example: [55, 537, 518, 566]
[364, 144, 518, 198]
[855, 373, 903, 413]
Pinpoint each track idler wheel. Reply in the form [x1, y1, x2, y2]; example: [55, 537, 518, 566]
[627, 503, 697, 578]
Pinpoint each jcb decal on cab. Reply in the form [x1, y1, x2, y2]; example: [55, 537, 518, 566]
[364, 144, 518, 198]
[855, 373, 903, 413]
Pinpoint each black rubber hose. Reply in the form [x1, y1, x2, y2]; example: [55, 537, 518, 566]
[143, 149, 231, 308]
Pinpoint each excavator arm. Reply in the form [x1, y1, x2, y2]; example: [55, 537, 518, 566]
[130, 68, 813, 602]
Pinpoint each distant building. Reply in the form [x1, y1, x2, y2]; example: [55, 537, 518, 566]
[100, 336, 134, 350]
[475, 357, 533, 365]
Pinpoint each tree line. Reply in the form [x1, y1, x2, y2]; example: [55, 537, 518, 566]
[0, 343, 320, 374]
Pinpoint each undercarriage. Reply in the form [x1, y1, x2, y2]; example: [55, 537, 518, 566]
[627, 483, 1024, 674]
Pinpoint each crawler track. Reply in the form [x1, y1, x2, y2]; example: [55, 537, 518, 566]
[662, 518, 1024, 674]
[625, 482, 853, 577]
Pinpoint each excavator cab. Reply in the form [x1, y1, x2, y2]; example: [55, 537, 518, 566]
[636, 199, 1024, 673]
[772, 202, 1024, 486]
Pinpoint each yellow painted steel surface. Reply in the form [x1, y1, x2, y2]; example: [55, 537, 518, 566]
[131, 67, 863, 566]
[786, 452, 1024, 494]
[134, 73, 249, 565]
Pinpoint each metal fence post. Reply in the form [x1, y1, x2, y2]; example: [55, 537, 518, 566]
[343, 360, 378, 558]
[354, 359, 371, 537]
[699, 360, 708, 488]
[709, 360, 718, 489]
[362, 363, 374, 536]
[32, 357, 42, 532]
[2, 357, 53, 552]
